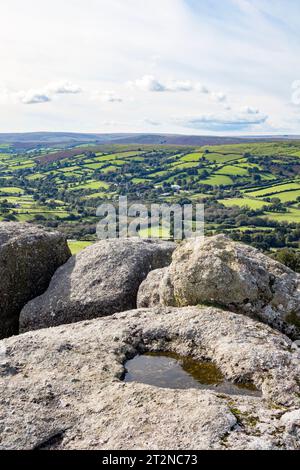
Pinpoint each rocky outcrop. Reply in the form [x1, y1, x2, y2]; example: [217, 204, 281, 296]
[19, 238, 175, 332]
[137, 235, 300, 338]
[137, 268, 168, 308]
[0, 222, 71, 339]
[1, 306, 299, 450]
[2, 230, 300, 450]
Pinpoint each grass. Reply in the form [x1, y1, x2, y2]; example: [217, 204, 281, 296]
[205, 153, 243, 163]
[203, 142, 300, 157]
[69, 180, 109, 191]
[266, 189, 300, 203]
[0, 195, 34, 203]
[9, 162, 36, 170]
[0, 186, 24, 195]
[260, 173, 278, 181]
[245, 182, 300, 198]
[86, 163, 107, 170]
[138, 225, 172, 239]
[225, 226, 275, 232]
[26, 173, 45, 180]
[102, 165, 118, 173]
[60, 171, 82, 177]
[83, 192, 107, 199]
[215, 165, 249, 176]
[264, 207, 300, 223]
[189, 193, 212, 200]
[59, 166, 81, 173]
[180, 152, 204, 162]
[1, 141, 300, 239]
[148, 170, 170, 179]
[200, 174, 233, 186]
[171, 161, 200, 170]
[18, 209, 70, 218]
[101, 151, 144, 159]
[110, 160, 127, 165]
[220, 198, 270, 210]
[68, 240, 94, 255]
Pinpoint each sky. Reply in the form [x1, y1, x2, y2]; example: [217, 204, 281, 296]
[1, 0, 300, 135]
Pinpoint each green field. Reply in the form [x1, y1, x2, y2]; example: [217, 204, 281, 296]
[0, 140, 299, 251]
[171, 161, 200, 170]
[205, 153, 243, 163]
[69, 180, 110, 191]
[84, 192, 108, 199]
[215, 165, 249, 177]
[220, 198, 271, 210]
[0, 186, 25, 195]
[266, 189, 300, 203]
[201, 174, 233, 186]
[180, 152, 203, 162]
[68, 240, 94, 254]
[245, 182, 300, 198]
[263, 208, 300, 223]
[138, 225, 172, 239]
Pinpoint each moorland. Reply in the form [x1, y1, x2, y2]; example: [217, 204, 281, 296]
[0, 134, 299, 263]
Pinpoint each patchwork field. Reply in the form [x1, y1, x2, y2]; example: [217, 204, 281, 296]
[220, 198, 271, 210]
[0, 140, 299, 252]
[244, 182, 300, 198]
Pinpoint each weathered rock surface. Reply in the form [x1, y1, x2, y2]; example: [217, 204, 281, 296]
[20, 238, 175, 332]
[1, 306, 299, 450]
[138, 235, 300, 338]
[0, 222, 71, 339]
[137, 268, 168, 308]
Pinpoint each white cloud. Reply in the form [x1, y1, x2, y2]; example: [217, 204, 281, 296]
[17, 90, 51, 105]
[129, 76, 227, 102]
[144, 118, 161, 126]
[176, 110, 268, 131]
[0, 0, 298, 133]
[243, 106, 260, 114]
[211, 92, 227, 103]
[128, 75, 196, 92]
[98, 91, 123, 103]
[0, 88, 10, 104]
[166, 80, 194, 92]
[128, 75, 167, 92]
[194, 83, 210, 94]
[14, 81, 82, 105]
[47, 81, 82, 94]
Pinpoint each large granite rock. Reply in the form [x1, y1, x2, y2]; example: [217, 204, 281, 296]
[137, 268, 168, 308]
[1, 306, 299, 450]
[137, 235, 300, 338]
[19, 238, 175, 332]
[0, 222, 71, 339]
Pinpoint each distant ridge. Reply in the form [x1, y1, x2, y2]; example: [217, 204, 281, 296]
[1, 131, 300, 150]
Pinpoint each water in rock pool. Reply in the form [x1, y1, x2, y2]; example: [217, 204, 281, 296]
[124, 352, 261, 397]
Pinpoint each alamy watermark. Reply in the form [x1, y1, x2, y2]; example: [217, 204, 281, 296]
[96, 196, 204, 240]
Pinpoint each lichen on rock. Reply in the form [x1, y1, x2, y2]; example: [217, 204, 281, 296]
[0, 222, 71, 339]
[1, 306, 300, 449]
[19, 237, 175, 332]
[138, 235, 300, 338]
[1, 226, 300, 450]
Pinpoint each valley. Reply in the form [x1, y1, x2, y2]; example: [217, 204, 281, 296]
[0, 138, 299, 255]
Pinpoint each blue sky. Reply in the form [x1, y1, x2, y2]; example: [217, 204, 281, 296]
[0, 0, 300, 134]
